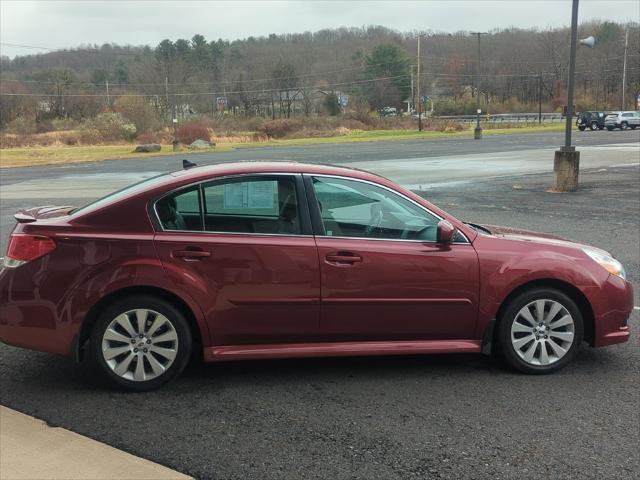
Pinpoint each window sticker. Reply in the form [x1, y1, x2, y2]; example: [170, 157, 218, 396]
[223, 181, 276, 210]
[223, 183, 245, 209]
[248, 181, 276, 209]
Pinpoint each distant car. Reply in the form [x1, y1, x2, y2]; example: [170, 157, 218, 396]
[380, 106, 397, 117]
[604, 111, 640, 130]
[576, 111, 606, 131]
[0, 162, 633, 391]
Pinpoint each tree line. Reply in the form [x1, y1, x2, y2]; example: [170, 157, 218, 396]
[0, 22, 638, 130]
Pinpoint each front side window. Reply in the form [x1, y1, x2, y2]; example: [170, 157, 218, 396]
[312, 176, 440, 241]
[202, 176, 301, 235]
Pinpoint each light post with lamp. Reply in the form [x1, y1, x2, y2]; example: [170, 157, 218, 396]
[553, 0, 595, 192]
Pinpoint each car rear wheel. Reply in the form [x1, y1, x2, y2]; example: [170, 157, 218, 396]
[498, 288, 583, 374]
[606, 126, 614, 131]
[89, 295, 192, 391]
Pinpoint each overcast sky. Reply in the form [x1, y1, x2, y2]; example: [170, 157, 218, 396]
[1, 0, 638, 58]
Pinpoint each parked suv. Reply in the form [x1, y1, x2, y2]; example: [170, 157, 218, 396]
[604, 111, 640, 130]
[576, 111, 606, 131]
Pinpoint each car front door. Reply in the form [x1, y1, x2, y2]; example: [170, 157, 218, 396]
[307, 175, 479, 341]
[153, 174, 320, 346]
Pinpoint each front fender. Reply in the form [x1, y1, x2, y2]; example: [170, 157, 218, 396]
[473, 235, 607, 336]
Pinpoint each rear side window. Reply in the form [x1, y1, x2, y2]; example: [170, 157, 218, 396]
[156, 176, 302, 235]
[202, 176, 301, 235]
[156, 186, 203, 231]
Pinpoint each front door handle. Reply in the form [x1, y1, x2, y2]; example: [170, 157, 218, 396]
[172, 249, 211, 260]
[325, 252, 362, 265]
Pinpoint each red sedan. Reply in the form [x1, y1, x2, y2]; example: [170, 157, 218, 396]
[0, 162, 633, 391]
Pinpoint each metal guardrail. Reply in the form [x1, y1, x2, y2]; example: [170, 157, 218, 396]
[435, 113, 563, 123]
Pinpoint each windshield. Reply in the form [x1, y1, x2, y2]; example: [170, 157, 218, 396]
[72, 173, 169, 215]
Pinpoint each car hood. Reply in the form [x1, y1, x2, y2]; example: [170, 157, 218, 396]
[480, 224, 608, 255]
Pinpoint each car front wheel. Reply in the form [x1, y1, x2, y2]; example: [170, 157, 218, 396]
[89, 295, 192, 391]
[498, 288, 583, 374]
[621, 121, 629, 130]
[590, 122, 598, 131]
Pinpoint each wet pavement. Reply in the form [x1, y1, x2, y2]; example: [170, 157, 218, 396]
[0, 131, 638, 479]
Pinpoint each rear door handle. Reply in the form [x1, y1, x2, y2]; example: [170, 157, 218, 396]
[172, 249, 211, 260]
[325, 253, 362, 265]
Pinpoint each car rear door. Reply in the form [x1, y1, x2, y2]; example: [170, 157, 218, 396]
[153, 174, 321, 346]
[306, 175, 479, 341]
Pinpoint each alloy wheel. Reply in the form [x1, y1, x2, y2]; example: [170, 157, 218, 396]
[510, 299, 575, 366]
[101, 308, 179, 382]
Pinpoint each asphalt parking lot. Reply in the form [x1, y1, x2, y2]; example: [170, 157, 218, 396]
[0, 154, 638, 479]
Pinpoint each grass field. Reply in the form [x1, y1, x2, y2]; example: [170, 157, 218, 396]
[0, 123, 564, 168]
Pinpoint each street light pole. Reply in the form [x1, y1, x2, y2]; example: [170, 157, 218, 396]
[553, 0, 580, 191]
[471, 32, 487, 140]
[621, 27, 628, 110]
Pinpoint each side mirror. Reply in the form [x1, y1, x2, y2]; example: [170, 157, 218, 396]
[436, 220, 457, 244]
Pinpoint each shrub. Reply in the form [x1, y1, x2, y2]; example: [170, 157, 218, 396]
[260, 118, 304, 138]
[78, 128, 104, 144]
[324, 93, 341, 116]
[114, 97, 161, 133]
[4, 116, 37, 135]
[135, 131, 160, 144]
[176, 122, 210, 144]
[84, 112, 136, 141]
[51, 117, 81, 131]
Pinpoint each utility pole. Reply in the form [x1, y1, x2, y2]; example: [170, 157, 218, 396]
[105, 80, 110, 109]
[416, 35, 423, 132]
[538, 73, 542, 124]
[471, 32, 488, 140]
[164, 76, 170, 124]
[166, 76, 179, 150]
[410, 64, 415, 114]
[553, 0, 580, 192]
[621, 27, 628, 110]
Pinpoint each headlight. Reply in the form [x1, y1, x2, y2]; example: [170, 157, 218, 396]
[583, 248, 626, 280]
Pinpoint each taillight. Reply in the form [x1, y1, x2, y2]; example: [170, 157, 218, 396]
[4, 234, 56, 267]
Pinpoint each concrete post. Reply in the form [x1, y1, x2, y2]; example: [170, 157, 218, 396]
[474, 126, 482, 139]
[553, 147, 580, 191]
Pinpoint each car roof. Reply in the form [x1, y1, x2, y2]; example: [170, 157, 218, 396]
[167, 161, 388, 183]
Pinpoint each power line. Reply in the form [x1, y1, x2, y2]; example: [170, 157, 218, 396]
[0, 73, 413, 98]
[2, 66, 634, 99]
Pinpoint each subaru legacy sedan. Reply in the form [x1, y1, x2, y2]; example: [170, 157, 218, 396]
[0, 162, 632, 391]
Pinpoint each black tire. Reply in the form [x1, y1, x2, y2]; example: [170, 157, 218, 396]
[590, 122, 598, 131]
[631, 125, 637, 130]
[497, 288, 583, 374]
[621, 121, 629, 130]
[606, 126, 614, 131]
[577, 125, 585, 131]
[89, 295, 192, 391]
[598, 125, 604, 130]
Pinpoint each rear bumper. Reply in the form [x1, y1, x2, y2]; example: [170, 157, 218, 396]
[0, 264, 77, 357]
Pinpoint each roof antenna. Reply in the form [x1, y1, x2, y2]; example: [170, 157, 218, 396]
[182, 159, 197, 169]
